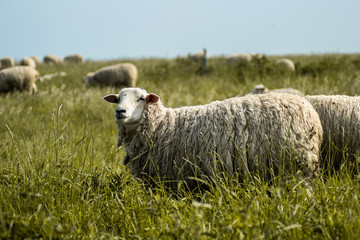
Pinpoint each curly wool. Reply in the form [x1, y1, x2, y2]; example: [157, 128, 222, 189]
[0, 66, 39, 93]
[117, 93, 323, 188]
[84, 63, 137, 87]
[305, 95, 360, 166]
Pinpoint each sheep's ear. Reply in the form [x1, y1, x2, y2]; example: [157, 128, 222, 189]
[146, 93, 159, 103]
[103, 94, 119, 104]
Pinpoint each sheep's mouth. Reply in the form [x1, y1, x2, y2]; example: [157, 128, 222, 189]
[116, 116, 128, 120]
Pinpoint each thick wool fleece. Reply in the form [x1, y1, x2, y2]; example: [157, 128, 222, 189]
[0, 66, 38, 93]
[305, 95, 360, 168]
[85, 63, 137, 87]
[116, 93, 323, 189]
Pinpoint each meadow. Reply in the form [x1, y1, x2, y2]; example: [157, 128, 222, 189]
[1, 53, 360, 239]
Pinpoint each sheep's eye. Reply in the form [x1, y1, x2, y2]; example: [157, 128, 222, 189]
[138, 97, 145, 102]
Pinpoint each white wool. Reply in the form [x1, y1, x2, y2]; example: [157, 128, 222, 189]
[105, 88, 323, 189]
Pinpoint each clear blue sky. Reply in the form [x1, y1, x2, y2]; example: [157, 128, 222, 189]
[1, 0, 359, 60]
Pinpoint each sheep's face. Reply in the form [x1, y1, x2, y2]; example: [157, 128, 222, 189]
[83, 73, 95, 84]
[103, 88, 159, 126]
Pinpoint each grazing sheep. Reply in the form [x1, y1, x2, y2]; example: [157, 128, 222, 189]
[30, 56, 41, 64]
[304, 95, 360, 169]
[43, 55, 63, 64]
[249, 84, 304, 97]
[64, 53, 83, 63]
[275, 58, 295, 71]
[20, 57, 36, 68]
[103, 88, 323, 190]
[0, 66, 39, 93]
[84, 63, 137, 87]
[37, 72, 67, 82]
[0, 57, 15, 69]
[226, 53, 251, 64]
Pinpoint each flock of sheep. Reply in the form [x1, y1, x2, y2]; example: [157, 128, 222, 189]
[1, 51, 359, 192]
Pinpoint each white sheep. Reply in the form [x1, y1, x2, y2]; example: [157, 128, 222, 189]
[249, 84, 304, 97]
[30, 56, 42, 64]
[275, 58, 296, 71]
[0, 57, 15, 69]
[20, 57, 36, 68]
[43, 55, 63, 64]
[103, 88, 323, 189]
[84, 63, 137, 87]
[0, 66, 39, 93]
[304, 95, 360, 169]
[226, 53, 251, 64]
[64, 53, 83, 63]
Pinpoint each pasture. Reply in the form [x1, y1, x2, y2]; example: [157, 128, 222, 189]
[1, 54, 360, 239]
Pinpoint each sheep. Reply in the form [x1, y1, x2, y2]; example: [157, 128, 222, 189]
[226, 53, 251, 64]
[0, 66, 39, 93]
[20, 57, 36, 68]
[0, 57, 15, 69]
[103, 88, 323, 190]
[43, 55, 63, 64]
[304, 95, 360, 170]
[249, 84, 305, 97]
[84, 63, 137, 87]
[30, 56, 41, 64]
[188, 48, 209, 70]
[275, 58, 296, 71]
[37, 72, 67, 82]
[64, 53, 83, 63]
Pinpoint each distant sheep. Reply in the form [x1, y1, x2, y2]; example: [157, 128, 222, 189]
[43, 55, 63, 64]
[38, 72, 67, 82]
[30, 56, 41, 64]
[64, 54, 83, 63]
[226, 53, 251, 64]
[103, 88, 323, 189]
[84, 63, 137, 87]
[20, 57, 36, 68]
[249, 84, 304, 97]
[0, 66, 39, 93]
[304, 95, 360, 169]
[0, 57, 15, 69]
[275, 58, 295, 71]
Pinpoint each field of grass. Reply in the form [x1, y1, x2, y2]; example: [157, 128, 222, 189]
[1, 53, 360, 239]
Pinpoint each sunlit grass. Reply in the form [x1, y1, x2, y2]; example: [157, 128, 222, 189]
[0, 54, 360, 239]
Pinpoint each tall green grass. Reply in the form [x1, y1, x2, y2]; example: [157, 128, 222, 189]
[0, 54, 360, 239]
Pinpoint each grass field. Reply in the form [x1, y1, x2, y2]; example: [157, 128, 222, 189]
[1, 54, 360, 239]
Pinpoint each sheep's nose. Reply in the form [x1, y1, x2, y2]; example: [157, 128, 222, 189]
[115, 108, 126, 119]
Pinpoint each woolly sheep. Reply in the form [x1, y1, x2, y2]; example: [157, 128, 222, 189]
[103, 88, 323, 190]
[43, 55, 63, 64]
[249, 84, 304, 97]
[84, 63, 137, 87]
[304, 95, 360, 169]
[37, 72, 67, 82]
[30, 56, 41, 64]
[226, 53, 251, 64]
[20, 57, 36, 68]
[64, 53, 83, 63]
[275, 58, 296, 71]
[0, 57, 15, 69]
[0, 66, 39, 93]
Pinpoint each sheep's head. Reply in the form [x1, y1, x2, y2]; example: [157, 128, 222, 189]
[83, 72, 95, 85]
[103, 88, 159, 126]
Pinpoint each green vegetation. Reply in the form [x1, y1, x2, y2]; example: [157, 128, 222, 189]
[1, 54, 360, 239]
